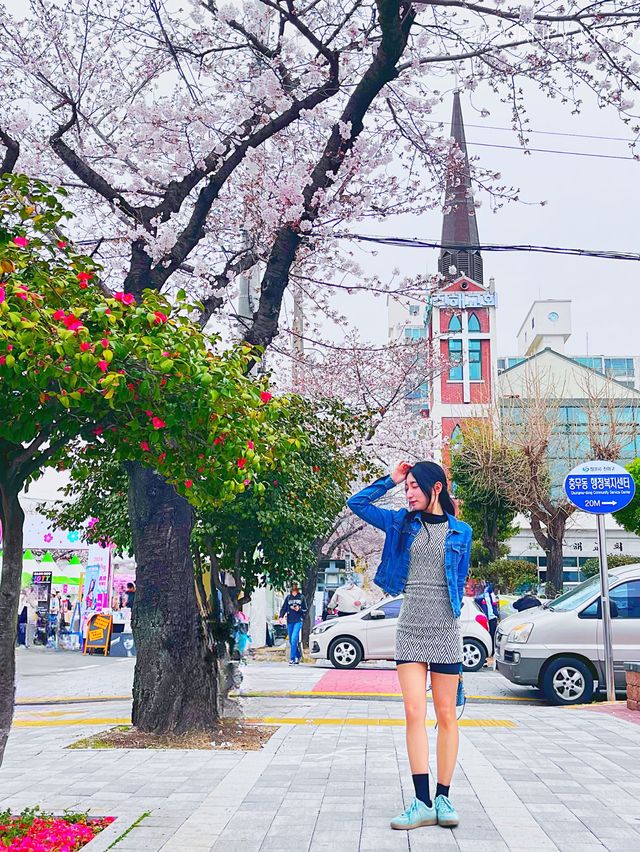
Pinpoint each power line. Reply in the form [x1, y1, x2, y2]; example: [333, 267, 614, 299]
[427, 119, 636, 145]
[467, 140, 636, 160]
[336, 233, 640, 262]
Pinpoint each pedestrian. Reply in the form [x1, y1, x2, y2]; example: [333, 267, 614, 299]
[475, 581, 500, 662]
[348, 460, 472, 831]
[125, 582, 136, 609]
[328, 579, 363, 617]
[513, 589, 542, 612]
[279, 582, 307, 665]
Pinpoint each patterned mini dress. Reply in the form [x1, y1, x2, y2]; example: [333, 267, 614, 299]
[395, 514, 463, 664]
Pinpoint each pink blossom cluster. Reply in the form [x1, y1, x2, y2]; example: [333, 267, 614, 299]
[0, 815, 114, 851]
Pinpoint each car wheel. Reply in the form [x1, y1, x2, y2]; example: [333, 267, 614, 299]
[542, 657, 594, 705]
[462, 638, 487, 672]
[328, 637, 363, 669]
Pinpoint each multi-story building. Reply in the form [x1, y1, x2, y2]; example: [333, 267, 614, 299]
[388, 94, 640, 586]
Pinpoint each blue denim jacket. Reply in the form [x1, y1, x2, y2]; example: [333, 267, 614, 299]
[347, 475, 472, 617]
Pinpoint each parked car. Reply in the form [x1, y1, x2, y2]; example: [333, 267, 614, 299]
[495, 563, 640, 705]
[310, 595, 492, 671]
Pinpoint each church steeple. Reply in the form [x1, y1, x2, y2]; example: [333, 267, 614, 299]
[438, 92, 483, 286]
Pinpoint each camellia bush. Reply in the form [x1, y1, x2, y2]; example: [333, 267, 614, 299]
[0, 175, 299, 761]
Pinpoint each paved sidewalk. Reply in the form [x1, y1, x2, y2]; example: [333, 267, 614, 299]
[3, 690, 640, 851]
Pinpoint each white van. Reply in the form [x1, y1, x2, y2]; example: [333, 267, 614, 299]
[495, 564, 640, 705]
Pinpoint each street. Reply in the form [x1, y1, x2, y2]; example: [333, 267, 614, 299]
[3, 648, 640, 851]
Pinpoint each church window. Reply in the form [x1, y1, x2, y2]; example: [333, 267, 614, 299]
[468, 312, 481, 332]
[469, 339, 482, 381]
[448, 338, 463, 380]
[448, 314, 462, 332]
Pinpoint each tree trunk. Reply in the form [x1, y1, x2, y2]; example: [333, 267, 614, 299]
[484, 511, 500, 563]
[545, 516, 567, 595]
[127, 463, 219, 733]
[302, 556, 322, 650]
[0, 487, 24, 766]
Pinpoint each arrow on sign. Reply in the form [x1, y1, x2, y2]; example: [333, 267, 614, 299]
[600, 501, 617, 505]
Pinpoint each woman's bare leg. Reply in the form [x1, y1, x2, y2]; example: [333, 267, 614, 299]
[430, 671, 459, 787]
[397, 662, 429, 773]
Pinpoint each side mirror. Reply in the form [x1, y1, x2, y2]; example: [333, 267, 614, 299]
[370, 609, 386, 620]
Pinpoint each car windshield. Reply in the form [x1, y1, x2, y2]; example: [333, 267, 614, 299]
[548, 573, 618, 612]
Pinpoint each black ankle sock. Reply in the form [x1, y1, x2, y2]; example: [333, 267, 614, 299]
[436, 782, 450, 799]
[412, 773, 431, 807]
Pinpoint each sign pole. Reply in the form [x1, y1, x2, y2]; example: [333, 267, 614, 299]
[596, 513, 616, 703]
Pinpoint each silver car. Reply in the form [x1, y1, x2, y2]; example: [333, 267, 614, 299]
[495, 564, 640, 705]
[310, 595, 492, 672]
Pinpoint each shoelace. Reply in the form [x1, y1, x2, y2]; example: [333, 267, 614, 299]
[436, 796, 455, 815]
[404, 799, 421, 821]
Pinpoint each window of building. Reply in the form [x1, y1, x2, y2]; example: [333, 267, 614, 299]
[448, 314, 462, 332]
[574, 357, 603, 372]
[468, 312, 481, 332]
[404, 327, 426, 340]
[497, 358, 506, 372]
[409, 304, 419, 316]
[507, 357, 525, 369]
[469, 339, 482, 381]
[450, 424, 463, 447]
[448, 338, 463, 380]
[604, 357, 634, 377]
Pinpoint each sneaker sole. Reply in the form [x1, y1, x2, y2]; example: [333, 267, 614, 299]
[438, 818, 459, 827]
[390, 817, 437, 830]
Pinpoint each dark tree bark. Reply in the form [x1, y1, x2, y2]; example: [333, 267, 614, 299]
[530, 510, 569, 595]
[127, 463, 219, 733]
[0, 486, 24, 766]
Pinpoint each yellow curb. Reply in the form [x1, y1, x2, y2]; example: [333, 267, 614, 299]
[239, 689, 540, 702]
[247, 717, 517, 728]
[15, 695, 131, 705]
[13, 717, 130, 728]
[563, 700, 627, 710]
[13, 715, 516, 729]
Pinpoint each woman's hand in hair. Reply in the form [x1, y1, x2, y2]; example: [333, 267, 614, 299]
[391, 461, 412, 485]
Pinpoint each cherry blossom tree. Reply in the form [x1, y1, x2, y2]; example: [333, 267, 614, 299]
[1, 0, 639, 731]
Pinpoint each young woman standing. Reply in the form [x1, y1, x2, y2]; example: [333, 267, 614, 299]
[347, 460, 472, 831]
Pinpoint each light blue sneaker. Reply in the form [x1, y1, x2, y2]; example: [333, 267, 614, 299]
[390, 797, 437, 830]
[435, 794, 459, 827]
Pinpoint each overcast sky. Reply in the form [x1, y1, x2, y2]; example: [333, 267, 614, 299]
[329, 81, 639, 356]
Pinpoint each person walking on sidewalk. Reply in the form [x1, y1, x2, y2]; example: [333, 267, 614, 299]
[279, 582, 307, 665]
[348, 461, 472, 832]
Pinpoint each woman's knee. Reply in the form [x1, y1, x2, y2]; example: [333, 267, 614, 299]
[434, 707, 457, 730]
[404, 701, 426, 726]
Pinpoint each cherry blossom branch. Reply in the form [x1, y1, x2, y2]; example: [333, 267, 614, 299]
[413, 0, 640, 24]
[245, 0, 416, 350]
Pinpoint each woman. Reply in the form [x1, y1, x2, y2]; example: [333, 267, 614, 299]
[347, 460, 472, 831]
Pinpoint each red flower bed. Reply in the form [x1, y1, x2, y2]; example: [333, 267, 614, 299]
[0, 807, 114, 851]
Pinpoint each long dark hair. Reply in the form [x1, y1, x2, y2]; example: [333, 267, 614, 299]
[408, 460, 457, 517]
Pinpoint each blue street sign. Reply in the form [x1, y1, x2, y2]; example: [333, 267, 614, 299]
[564, 460, 636, 514]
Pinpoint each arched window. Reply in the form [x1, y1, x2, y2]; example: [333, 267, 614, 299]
[451, 424, 463, 447]
[468, 312, 481, 332]
[448, 314, 462, 332]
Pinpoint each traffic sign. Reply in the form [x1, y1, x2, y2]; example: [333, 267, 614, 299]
[564, 460, 635, 514]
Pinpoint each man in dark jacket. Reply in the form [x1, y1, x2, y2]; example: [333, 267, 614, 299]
[513, 591, 543, 612]
[279, 582, 308, 665]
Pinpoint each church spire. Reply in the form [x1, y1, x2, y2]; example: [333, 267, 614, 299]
[438, 91, 483, 285]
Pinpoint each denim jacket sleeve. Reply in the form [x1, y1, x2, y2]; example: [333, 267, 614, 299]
[457, 534, 472, 601]
[347, 475, 397, 532]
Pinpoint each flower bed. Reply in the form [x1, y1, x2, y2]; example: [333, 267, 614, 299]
[0, 807, 114, 851]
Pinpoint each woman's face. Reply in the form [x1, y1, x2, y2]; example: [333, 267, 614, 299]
[405, 473, 443, 512]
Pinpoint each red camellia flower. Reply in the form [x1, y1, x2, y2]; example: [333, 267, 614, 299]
[115, 291, 136, 305]
[13, 236, 28, 247]
[140, 441, 150, 452]
[97, 359, 109, 373]
[247, 440, 254, 450]
[152, 416, 166, 429]
[244, 478, 251, 486]
[259, 391, 273, 403]
[101, 338, 109, 348]
[154, 311, 168, 324]
[237, 457, 247, 469]
[158, 451, 167, 463]
[15, 287, 28, 300]
[185, 479, 193, 489]
[7, 344, 13, 351]
[57, 240, 67, 248]
[0, 356, 6, 366]
[53, 309, 66, 321]
[80, 342, 91, 352]
[93, 426, 104, 436]
[77, 271, 93, 282]
[79, 281, 88, 290]
[64, 314, 84, 331]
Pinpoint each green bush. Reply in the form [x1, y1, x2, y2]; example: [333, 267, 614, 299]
[470, 559, 538, 594]
[580, 554, 639, 579]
